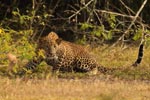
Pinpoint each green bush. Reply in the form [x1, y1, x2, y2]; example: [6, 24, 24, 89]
[0, 28, 36, 75]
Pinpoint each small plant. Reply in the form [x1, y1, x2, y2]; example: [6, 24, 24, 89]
[80, 22, 114, 41]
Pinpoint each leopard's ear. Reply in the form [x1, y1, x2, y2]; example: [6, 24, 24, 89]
[56, 38, 62, 45]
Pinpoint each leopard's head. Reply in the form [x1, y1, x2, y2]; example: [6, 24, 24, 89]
[39, 32, 62, 59]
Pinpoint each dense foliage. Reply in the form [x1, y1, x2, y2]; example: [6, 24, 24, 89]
[0, 0, 150, 43]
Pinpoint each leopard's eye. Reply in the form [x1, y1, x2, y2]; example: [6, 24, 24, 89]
[54, 45, 57, 48]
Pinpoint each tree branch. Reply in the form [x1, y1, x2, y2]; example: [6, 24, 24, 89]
[68, 0, 95, 21]
[95, 9, 142, 20]
[111, 0, 148, 47]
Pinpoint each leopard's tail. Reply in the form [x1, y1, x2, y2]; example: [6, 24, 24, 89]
[97, 44, 144, 74]
[98, 65, 121, 74]
[132, 43, 144, 67]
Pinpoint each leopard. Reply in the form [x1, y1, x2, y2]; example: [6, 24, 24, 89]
[24, 31, 115, 75]
[25, 31, 142, 75]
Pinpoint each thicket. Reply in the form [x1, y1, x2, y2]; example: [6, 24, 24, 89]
[0, 0, 150, 77]
[1, 0, 150, 42]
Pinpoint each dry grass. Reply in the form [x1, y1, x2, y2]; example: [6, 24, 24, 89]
[0, 77, 150, 100]
[97, 45, 150, 68]
[94, 45, 140, 67]
[1, 45, 150, 100]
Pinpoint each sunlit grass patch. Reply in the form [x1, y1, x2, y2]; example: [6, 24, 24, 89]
[0, 77, 150, 100]
[1, 42, 150, 100]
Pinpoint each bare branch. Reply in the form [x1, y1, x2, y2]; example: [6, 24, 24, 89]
[111, 0, 148, 47]
[95, 9, 141, 20]
[125, 0, 147, 34]
[68, 0, 95, 20]
[119, 0, 135, 15]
